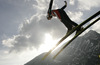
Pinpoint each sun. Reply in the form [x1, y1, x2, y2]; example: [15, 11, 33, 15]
[38, 33, 58, 53]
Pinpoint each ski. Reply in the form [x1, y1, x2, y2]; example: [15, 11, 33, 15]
[53, 17, 100, 59]
[42, 11, 100, 60]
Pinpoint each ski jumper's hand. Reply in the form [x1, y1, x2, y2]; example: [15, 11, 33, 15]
[64, 1, 67, 6]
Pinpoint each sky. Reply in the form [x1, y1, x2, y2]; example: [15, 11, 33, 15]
[0, 0, 100, 65]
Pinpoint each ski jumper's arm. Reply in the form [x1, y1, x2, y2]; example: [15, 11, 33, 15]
[48, 0, 54, 14]
[61, 1, 67, 10]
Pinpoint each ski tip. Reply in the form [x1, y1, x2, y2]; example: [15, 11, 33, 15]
[41, 53, 50, 61]
[99, 55, 100, 58]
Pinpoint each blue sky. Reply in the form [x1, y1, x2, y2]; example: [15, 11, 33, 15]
[0, 0, 100, 65]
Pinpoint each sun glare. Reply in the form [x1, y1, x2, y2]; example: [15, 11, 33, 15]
[38, 33, 58, 53]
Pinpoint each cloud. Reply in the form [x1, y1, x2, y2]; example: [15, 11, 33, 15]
[0, 48, 37, 65]
[91, 19, 100, 33]
[78, 0, 100, 10]
[67, 11, 83, 23]
[1, 1, 100, 65]
[2, 13, 66, 52]
[2, 0, 66, 53]
[69, 0, 75, 5]
[2, 0, 100, 54]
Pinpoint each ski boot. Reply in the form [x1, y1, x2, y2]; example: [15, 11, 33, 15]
[76, 27, 84, 35]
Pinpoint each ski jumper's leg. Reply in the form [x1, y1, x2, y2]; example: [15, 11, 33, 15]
[61, 19, 72, 30]
[61, 19, 73, 34]
[58, 9, 72, 34]
[70, 21, 78, 26]
[60, 10, 79, 34]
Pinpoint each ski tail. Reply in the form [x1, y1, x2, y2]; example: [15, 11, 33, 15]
[42, 32, 74, 60]
[53, 17, 100, 59]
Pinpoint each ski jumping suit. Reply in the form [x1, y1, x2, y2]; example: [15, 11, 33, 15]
[51, 5, 78, 32]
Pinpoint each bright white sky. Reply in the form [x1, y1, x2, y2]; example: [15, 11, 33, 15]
[0, 0, 100, 65]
